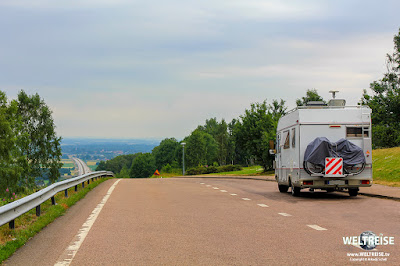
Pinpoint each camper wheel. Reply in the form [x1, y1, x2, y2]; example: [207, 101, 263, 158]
[278, 184, 289, 193]
[348, 188, 359, 197]
[291, 183, 301, 197]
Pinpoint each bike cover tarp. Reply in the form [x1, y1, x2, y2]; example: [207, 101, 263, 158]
[304, 137, 365, 166]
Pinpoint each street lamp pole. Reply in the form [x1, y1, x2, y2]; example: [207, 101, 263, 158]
[181, 142, 186, 176]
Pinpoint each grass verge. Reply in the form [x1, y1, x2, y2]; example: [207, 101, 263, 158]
[0, 176, 113, 263]
[372, 147, 400, 187]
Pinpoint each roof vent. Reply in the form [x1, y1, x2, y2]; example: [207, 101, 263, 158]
[306, 101, 326, 106]
[328, 99, 346, 106]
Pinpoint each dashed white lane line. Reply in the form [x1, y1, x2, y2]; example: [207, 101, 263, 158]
[55, 179, 121, 266]
[220, 190, 228, 192]
[278, 213, 292, 217]
[257, 204, 269, 208]
[242, 198, 251, 201]
[213, 187, 219, 190]
[206, 185, 211, 187]
[230, 194, 237, 196]
[200, 183, 205, 185]
[307, 225, 328, 231]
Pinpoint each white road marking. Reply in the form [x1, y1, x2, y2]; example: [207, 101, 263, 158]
[213, 187, 219, 189]
[206, 185, 211, 187]
[54, 179, 121, 266]
[307, 225, 327, 231]
[230, 194, 237, 196]
[200, 183, 205, 185]
[220, 190, 228, 192]
[242, 198, 251, 201]
[278, 213, 292, 217]
[257, 204, 269, 207]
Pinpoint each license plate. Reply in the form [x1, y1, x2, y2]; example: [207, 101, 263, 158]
[328, 180, 345, 185]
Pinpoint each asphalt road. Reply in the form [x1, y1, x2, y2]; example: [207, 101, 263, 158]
[5, 178, 400, 265]
[71, 157, 91, 176]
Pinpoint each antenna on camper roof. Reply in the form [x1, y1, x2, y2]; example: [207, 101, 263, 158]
[329, 90, 339, 99]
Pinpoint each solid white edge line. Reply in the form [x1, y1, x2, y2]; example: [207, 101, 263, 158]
[54, 179, 121, 266]
[307, 224, 327, 231]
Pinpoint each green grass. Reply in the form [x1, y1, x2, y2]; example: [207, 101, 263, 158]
[62, 163, 75, 168]
[372, 147, 400, 186]
[211, 165, 273, 176]
[0, 177, 113, 263]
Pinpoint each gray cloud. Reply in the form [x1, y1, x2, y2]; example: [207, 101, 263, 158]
[0, 0, 399, 138]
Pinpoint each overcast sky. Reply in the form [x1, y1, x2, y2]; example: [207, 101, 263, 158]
[0, 0, 399, 139]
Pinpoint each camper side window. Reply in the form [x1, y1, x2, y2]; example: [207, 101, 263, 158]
[292, 128, 295, 148]
[283, 130, 290, 149]
[347, 127, 369, 138]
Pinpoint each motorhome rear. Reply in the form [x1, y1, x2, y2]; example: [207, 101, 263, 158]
[272, 98, 372, 197]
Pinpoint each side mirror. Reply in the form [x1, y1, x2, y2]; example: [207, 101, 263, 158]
[269, 149, 276, 155]
[269, 140, 275, 149]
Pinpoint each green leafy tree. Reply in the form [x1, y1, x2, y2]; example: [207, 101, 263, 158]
[0, 91, 24, 196]
[152, 138, 180, 170]
[235, 99, 286, 171]
[197, 118, 229, 166]
[185, 129, 217, 168]
[13, 91, 62, 185]
[96, 154, 138, 174]
[129, 153, 156, 178]
[296, 89, 325, 106]
[361, 28, 400, 148]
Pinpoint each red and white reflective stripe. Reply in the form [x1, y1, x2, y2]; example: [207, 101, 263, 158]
[325, 157, 343, 175]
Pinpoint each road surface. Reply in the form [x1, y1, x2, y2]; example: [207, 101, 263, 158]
[71, 157, 91, 176]
[6, 178, 400, 265]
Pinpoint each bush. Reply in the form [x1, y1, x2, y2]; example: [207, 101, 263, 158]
[161, 163, 172, 173]
[185, 164, 242, 175]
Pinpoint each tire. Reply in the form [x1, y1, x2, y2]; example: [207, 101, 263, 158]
[278, 184, 289, 193]
[291, 183, 301, 197]
[348, 188, 359, 197]
[326, 188, 335, 193]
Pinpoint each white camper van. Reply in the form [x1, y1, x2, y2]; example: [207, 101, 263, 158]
[272, 96, 372, 197]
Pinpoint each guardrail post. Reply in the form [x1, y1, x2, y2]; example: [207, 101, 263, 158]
[51, 196, 56, 205]
[75, 185, 78, 192]
[65, 189, 68, 198]
[9, 220, 15, 229]
[36, 205, 41, 217]
[88, 179, 90, 185]
[82, 182, 85, 188]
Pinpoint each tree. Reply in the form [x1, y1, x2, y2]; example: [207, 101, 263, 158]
[185, 129, 217, 168]
[152, 138, 180, 170]
[235, 99, 287, 171]
[197, 118, 229, 166]
[13, 91, 62, 185]
[296, 89, 325, 106]
[361, 28, 400, 148]
[0, 91, 24, 196]
[130, 153, 156, 178]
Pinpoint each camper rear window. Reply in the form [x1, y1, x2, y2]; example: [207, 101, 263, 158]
[283, 130, 290, 149]
[346, 127, 369, 137]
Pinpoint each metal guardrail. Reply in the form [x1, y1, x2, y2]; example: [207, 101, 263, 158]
[0, 171, 114, 229]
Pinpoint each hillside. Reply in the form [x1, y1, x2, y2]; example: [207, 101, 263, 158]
[372, 147, 400, 186]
